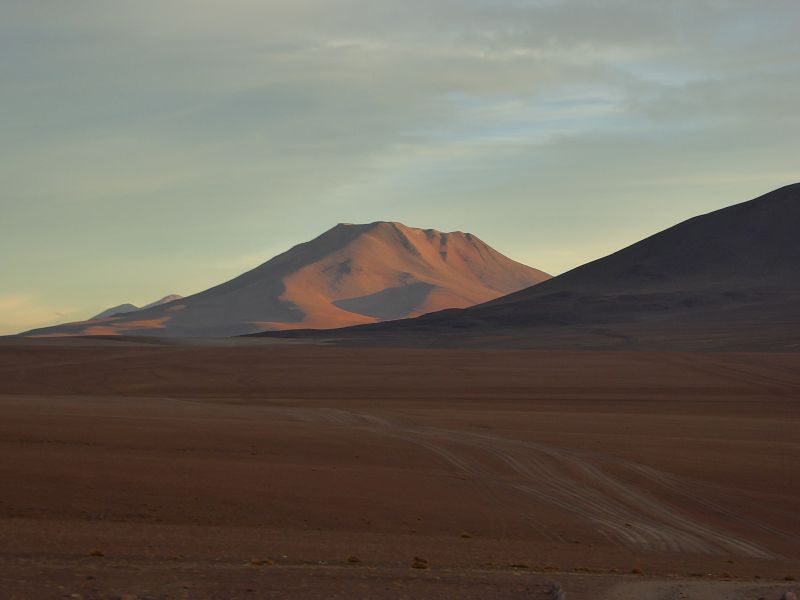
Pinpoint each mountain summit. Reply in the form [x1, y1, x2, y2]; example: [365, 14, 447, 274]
[23, 222, 549, 337]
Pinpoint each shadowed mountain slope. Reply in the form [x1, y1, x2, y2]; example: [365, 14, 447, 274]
[22, 222, 549, 337]
[256, 184, 800, 350]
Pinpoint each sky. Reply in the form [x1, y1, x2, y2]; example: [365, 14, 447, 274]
[1, 0, 799, 334]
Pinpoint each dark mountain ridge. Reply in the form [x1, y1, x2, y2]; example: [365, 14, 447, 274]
[254, 184, 800, 350]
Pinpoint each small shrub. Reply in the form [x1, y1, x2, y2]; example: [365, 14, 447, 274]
[550, 583, 567, 600]
[411, 556, 429, 569]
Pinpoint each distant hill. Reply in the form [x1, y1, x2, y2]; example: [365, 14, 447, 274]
[22, 222, 549, 337]
[90, 303, 140, 321]
[90, 295, 183, 320]
[256, 184, 800, 351]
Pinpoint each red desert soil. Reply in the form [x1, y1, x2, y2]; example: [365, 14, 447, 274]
[0, 339, 797, 599]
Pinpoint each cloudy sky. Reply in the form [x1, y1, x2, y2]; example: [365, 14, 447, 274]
[1, 0, 798, 334]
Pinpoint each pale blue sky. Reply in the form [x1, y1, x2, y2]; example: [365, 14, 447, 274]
[2, 0, 799, 333]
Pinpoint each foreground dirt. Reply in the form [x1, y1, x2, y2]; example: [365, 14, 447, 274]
[0, 340, 797, 598]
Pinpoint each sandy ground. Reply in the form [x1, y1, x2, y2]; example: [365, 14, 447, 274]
[0, 339, 798, 598]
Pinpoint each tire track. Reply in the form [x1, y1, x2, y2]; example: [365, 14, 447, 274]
[263, 406, 781, 558]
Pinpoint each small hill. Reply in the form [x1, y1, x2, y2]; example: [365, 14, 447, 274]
[90, 295, 183, 321]
[90, 303, 140, 321]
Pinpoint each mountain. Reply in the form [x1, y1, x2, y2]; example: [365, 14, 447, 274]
[22, 222, 549, 337]
[257, 184, 800, 351]
[90, 295, 183, 320]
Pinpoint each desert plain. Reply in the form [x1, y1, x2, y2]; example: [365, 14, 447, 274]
[0, 338, 798, 599]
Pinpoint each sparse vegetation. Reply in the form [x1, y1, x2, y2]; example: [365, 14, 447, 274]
[549, 582, 566, 600]
[411, 556, 429, 569]
[572, 567, 605, 574]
